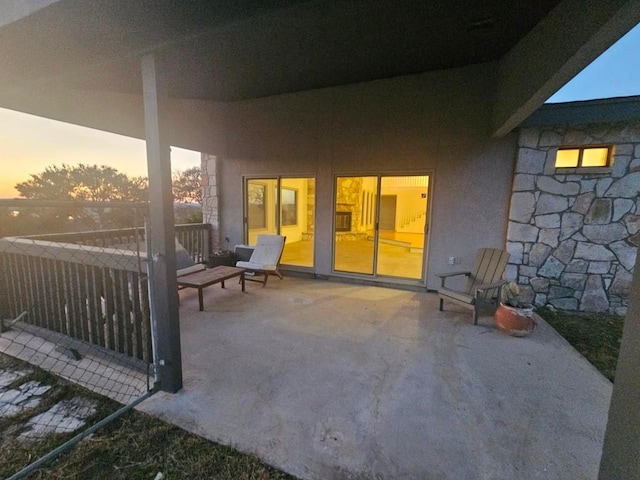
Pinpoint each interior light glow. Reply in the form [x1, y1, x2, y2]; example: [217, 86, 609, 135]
[581, 147, 609, 167]
[555, 149, 579, 167]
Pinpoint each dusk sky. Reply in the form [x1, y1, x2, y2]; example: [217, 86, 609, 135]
[0, 23, 638, 198]
[0, 109, 200, 198]
[546, 23, 640, 103]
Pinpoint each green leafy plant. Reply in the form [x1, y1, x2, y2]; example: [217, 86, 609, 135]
[499, 282, 532, 309]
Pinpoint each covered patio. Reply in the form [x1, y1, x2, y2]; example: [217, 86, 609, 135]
[1, 2, 639, 477]
[141, 277, 611, 479]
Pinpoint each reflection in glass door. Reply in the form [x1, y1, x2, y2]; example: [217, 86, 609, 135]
[245, 177, 315, 268]
[333, 175, 429, 281]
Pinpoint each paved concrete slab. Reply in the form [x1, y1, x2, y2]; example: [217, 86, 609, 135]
[141, 277, 612, 480]
[0, 380, 51, 417]
[20, 396, 97, 440]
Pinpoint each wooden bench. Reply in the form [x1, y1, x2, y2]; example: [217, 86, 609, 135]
[177, 266, 245, 311]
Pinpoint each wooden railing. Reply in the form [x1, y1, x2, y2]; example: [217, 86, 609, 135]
[26, 228, 145, 249]
[26, 223, 212, 264]
[175, 224, 211, 264]
[0, 238, 152, 363]
[0, 224, 211, 363]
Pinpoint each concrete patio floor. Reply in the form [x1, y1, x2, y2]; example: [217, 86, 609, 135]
[141, 277, 612, 480]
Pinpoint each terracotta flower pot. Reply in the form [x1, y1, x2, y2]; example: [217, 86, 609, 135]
[494, 304, 536, 337]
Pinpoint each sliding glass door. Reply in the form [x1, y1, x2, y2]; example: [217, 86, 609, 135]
[333, 176, 377, 274]
[245, 177, 315, 268]
[333, 174, 429, 281]
[375, 176, 428, 279]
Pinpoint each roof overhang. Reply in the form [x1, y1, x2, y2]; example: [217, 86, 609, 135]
[521, 95, 640, 127]
[0, 0, 639, 141]
[0, 0, 562, 101]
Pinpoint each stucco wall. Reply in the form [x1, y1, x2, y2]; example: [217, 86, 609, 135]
[507, 122, 640, 314]
[212, 63, 516, 290]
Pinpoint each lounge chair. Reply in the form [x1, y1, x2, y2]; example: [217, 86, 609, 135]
[436, 248, 509, 325]
[235, 235, 286, 286]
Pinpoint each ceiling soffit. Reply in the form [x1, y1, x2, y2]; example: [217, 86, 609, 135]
[0, 0, 561, 102]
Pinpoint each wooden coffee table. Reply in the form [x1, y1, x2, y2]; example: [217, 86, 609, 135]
[177, 266, 245, 311]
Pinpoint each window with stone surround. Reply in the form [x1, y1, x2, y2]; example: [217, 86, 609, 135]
[555, 146, 613, 170]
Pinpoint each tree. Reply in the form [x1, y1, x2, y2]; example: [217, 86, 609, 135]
[15, 164, 147, 202]
[172, 167, 202, 204]
[7, 163, 203, 234]
[13, 164, 149, 232]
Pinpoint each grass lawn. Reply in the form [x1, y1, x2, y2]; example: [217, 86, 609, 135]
[0, 353, 296, 480]
[536, 307, 624, 382]
[30, 411, 296, 480]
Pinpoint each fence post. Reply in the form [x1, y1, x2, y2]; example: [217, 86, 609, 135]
[142, 52, 183, 393]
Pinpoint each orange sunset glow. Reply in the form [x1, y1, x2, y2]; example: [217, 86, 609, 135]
[0, 108, 200, 199]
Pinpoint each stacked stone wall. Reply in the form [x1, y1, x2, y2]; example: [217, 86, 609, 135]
[507, 122, 640, 315]
[336, 177, 365, 232]
[201, 153, 221, 250]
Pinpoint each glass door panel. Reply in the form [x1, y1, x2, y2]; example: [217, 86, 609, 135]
[280, 177, 315, 267]
[376, 175, 428, 279]
[246, 178, 278, 245]
[333, 176, 378, 274]
[246, 177, 315, 268]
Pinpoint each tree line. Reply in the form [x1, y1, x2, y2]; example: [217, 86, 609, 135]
[1, 164, 202, 236]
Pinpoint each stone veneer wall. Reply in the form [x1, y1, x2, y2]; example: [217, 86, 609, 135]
[506, 121, 640, 315]
[335, 177, 364, 231]
[306, 179, 315, 234]
[201, 153, 221, 251]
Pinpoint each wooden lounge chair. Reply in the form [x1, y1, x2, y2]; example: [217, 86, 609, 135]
[235, 235, 286, 286]
[436, 248, 509, 325]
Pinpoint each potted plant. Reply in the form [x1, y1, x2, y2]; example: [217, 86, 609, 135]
[493, 282, 536, 337]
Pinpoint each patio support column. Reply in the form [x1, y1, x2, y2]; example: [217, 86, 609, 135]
[141, 53, 183, 393]
[598, 246, 640, 479]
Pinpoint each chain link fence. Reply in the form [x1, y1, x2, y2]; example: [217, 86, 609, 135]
[0, 201, 209, 478]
